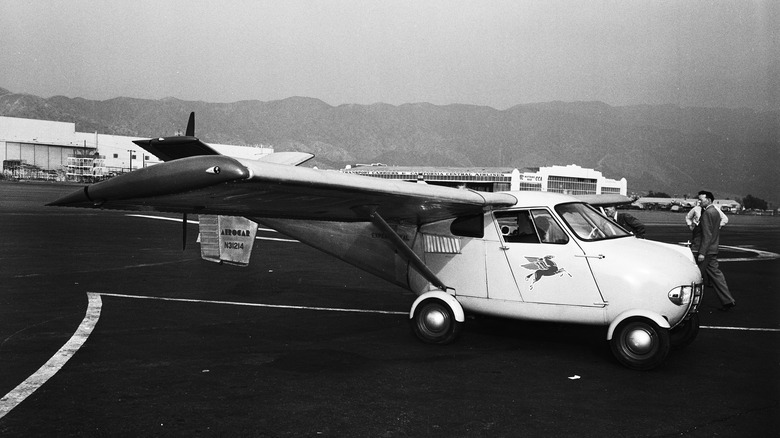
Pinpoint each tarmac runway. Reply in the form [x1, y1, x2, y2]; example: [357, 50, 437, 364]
[1, 181, 778, 437]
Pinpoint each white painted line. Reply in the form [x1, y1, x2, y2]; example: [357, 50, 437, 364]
[126, 214, 278, 233]
[127, 214, 200, 225]
[0, 293, 102, 420]
[718, 245, 780, 262]
[97, 292, 408, 316]
[675, 243, 780, 262]
[98, 293, 779, 332]
[701, 325, 780, 332]
[13, 260, 196, 279]
[255, 236, 299, 243]
[126, 214, 299, 242]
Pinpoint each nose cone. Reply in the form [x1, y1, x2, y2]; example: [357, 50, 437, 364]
[47, 186, 92, 207]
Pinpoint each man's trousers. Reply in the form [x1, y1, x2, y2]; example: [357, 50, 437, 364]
[698, 255, 735, 306]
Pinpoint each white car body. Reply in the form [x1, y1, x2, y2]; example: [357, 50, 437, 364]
[415, 191, 701, 323]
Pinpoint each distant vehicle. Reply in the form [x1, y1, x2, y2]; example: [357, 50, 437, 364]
[49, 113, 703, 370]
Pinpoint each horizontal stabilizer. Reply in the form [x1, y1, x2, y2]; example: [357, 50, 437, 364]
[133, 136, 221, 162]
[133, 113, 314, 165]
[256, 151, 315, 166]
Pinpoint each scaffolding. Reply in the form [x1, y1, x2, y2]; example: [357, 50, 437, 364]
[2, 159, 62, 181]
[66, 155, 106, 183]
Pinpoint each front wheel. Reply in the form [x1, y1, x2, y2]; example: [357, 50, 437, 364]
[670, 313, 700, 350]
[610, 317, 670, 370]
[411, 298, 462, 345]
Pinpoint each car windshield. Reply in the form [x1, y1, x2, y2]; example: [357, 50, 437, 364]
[555, 203, 631, 241]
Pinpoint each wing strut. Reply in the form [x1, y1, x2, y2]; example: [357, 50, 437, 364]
[367, 210, 449, 292]
[182, 213, 188, 250]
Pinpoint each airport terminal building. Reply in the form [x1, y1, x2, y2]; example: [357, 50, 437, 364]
[344, 163, 627, 196]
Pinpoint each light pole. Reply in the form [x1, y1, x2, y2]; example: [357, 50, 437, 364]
[127, 149, 134, 173]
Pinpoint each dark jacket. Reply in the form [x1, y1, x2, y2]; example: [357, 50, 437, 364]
[616, 212, 646, 238]
[699, 205, 721, 256]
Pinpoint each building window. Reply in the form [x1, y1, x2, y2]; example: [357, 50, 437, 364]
[113, 154, 118, 158]
[517, 182, 542, 191]
[547, 176, 597, 195]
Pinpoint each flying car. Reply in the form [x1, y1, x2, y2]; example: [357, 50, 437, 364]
[50, 113, 703, 370]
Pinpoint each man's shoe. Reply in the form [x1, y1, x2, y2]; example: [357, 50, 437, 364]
[719, 302, 736, 312]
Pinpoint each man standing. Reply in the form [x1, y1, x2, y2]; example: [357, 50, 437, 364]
[697, 190, 736, 311]
[686, 199, 729, 258]
[605, 206, 646, 238]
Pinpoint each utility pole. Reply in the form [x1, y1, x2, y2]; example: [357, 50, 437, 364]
[127, 149, 134, 173]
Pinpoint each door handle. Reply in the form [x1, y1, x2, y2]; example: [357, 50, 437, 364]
[576, 254, 605, 259]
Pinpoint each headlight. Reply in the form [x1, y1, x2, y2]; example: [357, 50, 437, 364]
[668, 285, 692, 306]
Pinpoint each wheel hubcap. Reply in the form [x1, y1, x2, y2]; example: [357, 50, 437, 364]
[424, 308, 447, 333]
[626, 327, 654, 355]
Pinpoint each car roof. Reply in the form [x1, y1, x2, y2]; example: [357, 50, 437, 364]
[498, 191, 580, 209]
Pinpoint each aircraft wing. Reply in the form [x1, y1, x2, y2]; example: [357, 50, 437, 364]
[49, 155, 518, 224]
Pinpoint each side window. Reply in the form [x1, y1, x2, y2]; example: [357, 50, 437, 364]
[530, 209, 569, 244]
[495, 210, 540, 243]
[451, 214, 484, 238]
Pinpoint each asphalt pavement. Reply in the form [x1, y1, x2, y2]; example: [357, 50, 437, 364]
[1, 181, 778, 437]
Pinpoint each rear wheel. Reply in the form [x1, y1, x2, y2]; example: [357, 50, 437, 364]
[670, 313, 700, 350]
[610, 317, 670, 370]
[411, 298, 462, 344]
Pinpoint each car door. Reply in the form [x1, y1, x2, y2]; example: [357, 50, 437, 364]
[421, 214, 490, 298]
[488, 209, 606, 307]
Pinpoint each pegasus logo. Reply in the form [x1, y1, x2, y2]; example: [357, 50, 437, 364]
[521, 255, 571, 290]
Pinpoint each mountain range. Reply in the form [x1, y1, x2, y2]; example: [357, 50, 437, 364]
[1, 87, 777, 204]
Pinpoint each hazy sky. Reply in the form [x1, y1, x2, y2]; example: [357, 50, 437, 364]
[1, 0, 777, 110]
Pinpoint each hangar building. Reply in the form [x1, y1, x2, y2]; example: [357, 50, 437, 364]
[343, 163, 627, 196]
[0, 116, 272, 181]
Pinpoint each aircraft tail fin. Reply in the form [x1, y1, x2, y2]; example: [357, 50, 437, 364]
[185, 111, 195, 137]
